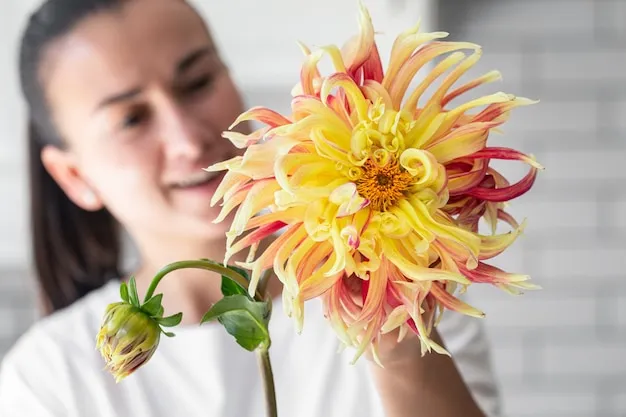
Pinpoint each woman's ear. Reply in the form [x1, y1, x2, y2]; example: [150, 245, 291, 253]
[40, 145, 104, 212]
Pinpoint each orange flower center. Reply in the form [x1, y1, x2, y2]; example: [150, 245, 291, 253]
[356, 158, 413, 211]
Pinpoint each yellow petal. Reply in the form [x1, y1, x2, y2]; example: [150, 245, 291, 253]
[230, 180, 282, 236]
[329, 182, 370, 217]
[430, 284, 485, 318]
[381, 306, 409, 334]
[221, 126, 269, 149]
[361, 80, 393, 109]
[229, 106, 291, 130]
[441, 70, 502, 108]
[400, 50, 467, 114]
[320, 73, 369, 122]
[304, 199, 334, 242]
[389, 42, 480, 109]
[425, 122, 496, 164]
[383, 26, 450, 91]
[341, 0, 375, 73]
[209, 171, 249, 207]
[381, 238, 470, 284]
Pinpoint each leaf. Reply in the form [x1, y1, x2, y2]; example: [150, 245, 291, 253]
[221, 272, 249, 298]
[128, 276, 140, 307]
[225, 265, 251, 282]
[119, 282, 130, 303]
[197, 259, 252, 299]
[157, 312, 183, 327]
[142, 294, 163, 317]
[201, 295, 271, 351]
[162, 330, 176, 338]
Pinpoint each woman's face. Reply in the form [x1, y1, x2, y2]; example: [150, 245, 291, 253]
[41, 0, 245, 242]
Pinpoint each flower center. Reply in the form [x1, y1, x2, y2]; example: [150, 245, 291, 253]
[356, 158, 413, 212]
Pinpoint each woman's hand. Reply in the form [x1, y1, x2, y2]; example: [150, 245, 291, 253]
[366, 327, 487, 417]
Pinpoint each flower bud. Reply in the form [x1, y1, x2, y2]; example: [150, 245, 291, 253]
[96, 302, 161, 383]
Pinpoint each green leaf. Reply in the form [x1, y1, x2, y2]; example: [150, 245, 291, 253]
[128, 276, 140, 307]
[221, 274, 249, 298]
[162, 330, 176, 338]
[225, 265, 251, 282]
[142, 294, 163, 317]
[157, 312, 183, 327]
[119, 282, 130, 303]
[201, 295, 270, 351]
[197, 259, 252, 299]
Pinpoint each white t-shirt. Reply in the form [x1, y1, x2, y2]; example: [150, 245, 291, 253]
[0, 280, 502, 417]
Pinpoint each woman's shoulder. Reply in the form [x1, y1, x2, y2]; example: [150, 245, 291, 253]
[0, 280, 120, 403]
[5, 280, 120, 357]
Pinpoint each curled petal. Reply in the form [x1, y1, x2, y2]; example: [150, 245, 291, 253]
[479, 219, 526, 260]
[441, 70, 502, 108]
[361, 80, 393, 109]
[222, 126, 269, 149]
[425, 122, 499, 164]
[329, 182, 370, 217]
[226, 221, 286, 263]
[321, 73, 369, 122]
[447, 159, 489, 196]
[429, 284, 485, 318]
[389, 42, 480, 109]
[466, 166, 540, 202]
[361, 42, 384, 82]
[342, 1, 376, 76]
[382, 238, 470, 285]
[466, 147, 544, 170]
[229, 106, 291, 130]
[383, 25, 450, 90]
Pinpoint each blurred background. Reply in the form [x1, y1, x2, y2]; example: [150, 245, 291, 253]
[0, 1, 624, 416]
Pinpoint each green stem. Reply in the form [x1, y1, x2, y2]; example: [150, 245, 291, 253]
[257, 270, 273, 301]
[143, 260, 259, 303]
[257, 348, 278, 417]
[142, 259, 278, 416]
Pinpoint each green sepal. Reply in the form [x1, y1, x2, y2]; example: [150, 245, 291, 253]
[119, 282, 130, 303]
[201, 295, 271, 351]
[157, 312, 183, 327]
[142, 294, 164, 317]
[128, 276, 140, 307]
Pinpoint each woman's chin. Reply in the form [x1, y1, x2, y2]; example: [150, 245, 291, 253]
[182, 208, 234, 239]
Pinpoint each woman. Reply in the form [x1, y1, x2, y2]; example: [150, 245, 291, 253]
[0, 0, 502, 415]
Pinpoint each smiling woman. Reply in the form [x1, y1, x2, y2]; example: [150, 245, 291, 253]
[0, 0, 504, 416]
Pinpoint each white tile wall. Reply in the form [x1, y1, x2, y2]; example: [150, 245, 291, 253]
[1, 0, 624, 416]
[437, 1, 626, 416]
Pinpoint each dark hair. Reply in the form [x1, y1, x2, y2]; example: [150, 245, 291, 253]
[19, 0, 126, 314]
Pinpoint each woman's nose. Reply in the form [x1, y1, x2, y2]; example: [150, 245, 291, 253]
[160, 103, 213, 162]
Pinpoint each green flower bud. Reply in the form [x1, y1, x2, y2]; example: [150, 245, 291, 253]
[96, 302, 161, 383]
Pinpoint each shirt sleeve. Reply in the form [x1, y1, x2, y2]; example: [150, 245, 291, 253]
[436, 303, 504, 417]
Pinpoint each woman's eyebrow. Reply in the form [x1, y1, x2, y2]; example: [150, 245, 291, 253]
[94, 87, 142, 113]
[176, 45, 215, 75]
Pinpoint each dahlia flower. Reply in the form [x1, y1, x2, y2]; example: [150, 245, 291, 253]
[207, 3, 542, 363]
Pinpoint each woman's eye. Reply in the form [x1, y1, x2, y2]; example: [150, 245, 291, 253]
[121, 108, 147, 130]
[181, 75, 213, 95]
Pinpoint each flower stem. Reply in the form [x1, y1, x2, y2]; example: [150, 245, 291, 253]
[257, 348, 278, 417]
[141, 259, 278, 416]
[142, 259, 259, 303]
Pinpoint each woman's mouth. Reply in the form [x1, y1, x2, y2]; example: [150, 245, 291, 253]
[169, 170, 223, 189]
[167, 170, 226, 200]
